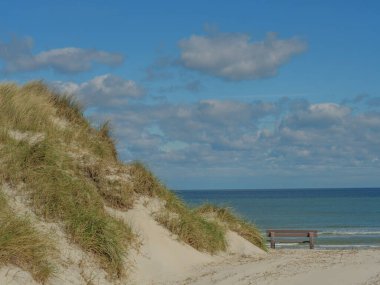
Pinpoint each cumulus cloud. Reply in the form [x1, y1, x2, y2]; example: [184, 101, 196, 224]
[0, 36, 123, 73]
[281, 103, 351, 130]
[83, 96, 380, 188]
[179, 32, 306, 80]
[53, 74, 145, 107]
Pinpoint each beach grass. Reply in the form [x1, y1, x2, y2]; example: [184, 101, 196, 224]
[130, 162, 227, 253]
[196, 204, 267, 251]
[0, 82, 133, 278]
[0, 192, 55, 283]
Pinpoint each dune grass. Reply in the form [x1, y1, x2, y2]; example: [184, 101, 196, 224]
[155, 208, 227, 253]
[83, 161, 135, 210]
[0, 192, 55, 283]
[0, 82, 133, 278]
[196, 204, 267, 251]
[130, 162, 227, 253]
[130, 161, 266, 252]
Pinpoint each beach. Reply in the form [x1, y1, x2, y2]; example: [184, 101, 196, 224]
[119, 195, 380, 285]
[170, 248, 380, 285]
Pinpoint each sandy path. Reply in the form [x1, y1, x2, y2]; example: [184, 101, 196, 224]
[175, 249, 380, 285]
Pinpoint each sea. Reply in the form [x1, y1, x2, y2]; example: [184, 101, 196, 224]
[175, 188, 380, 249]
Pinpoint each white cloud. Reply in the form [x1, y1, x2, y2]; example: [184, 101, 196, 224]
[0, 36, 123, 73]
[281, 103, 351, 130]
[46, 79, 380, 186]
[53, 74, 145, 107]
[179, 32, 306, 80]
[85, 98, 380, 187]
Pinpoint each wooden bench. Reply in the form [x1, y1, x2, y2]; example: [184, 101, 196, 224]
[266, 230, 317, 249]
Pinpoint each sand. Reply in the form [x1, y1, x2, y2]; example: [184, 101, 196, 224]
[176, 248, 380, 285]
[1, 188, 379, 285]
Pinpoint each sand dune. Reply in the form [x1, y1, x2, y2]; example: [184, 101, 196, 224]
[107, 197, 266, 285]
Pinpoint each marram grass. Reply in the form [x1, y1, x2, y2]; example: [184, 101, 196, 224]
[0, 82, 133, 278]
[130, 162, 227, 253]
[196, 204, 267, 251]
[0, 192, 55, 282]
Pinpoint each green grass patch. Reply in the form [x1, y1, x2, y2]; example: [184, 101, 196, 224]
[0, 192, 55, 283]
[0, 138, 132, 277]
[0, 82, 134, 278]
[130, 162, 227, 253]
[196, 204, 267, 251]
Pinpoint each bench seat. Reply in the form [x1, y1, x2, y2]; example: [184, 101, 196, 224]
[266, 229, 318, 249]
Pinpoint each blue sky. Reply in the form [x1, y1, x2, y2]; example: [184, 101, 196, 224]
[1, 0, 380, 189]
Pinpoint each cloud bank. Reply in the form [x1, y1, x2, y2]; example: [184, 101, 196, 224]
[53, 74, 145, 107]
[79, 94, 380, 188]
[179, 32, 306, 80]
[0, 36, 124, 73]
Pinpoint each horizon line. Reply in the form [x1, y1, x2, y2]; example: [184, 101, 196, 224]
[174, 187, 380, 191]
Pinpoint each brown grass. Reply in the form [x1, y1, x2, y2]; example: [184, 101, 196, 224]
[0, 192, 55, 282]
[196, 204, 267, 251]
[130, 162, 227, 253]
[0, 82, 134, 278]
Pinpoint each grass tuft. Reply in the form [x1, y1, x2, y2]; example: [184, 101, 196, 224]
[196, 204, 267, 251]
[98, 121, 118, 160]
[130, 162, 227, 253]
[0, 192, 55, 282]
[129, 161, 165, 197]
[155, 209, 226, 253]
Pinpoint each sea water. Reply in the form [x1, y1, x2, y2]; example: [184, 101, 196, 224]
[176, 188, 380, 249]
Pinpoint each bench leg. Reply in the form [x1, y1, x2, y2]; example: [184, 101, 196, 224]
[309, 234, 315, 249]
[270, 231, 276, 249]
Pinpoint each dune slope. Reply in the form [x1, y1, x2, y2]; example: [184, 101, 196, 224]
[0, 82, 266, 285]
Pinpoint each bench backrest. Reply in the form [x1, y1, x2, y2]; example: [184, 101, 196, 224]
[266, 230, 318, 237]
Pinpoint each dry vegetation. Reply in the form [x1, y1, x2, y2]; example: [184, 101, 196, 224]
[196, 204, 267, 251]
[0, 192, 55, 283]
[130, 162, 227, 253]
[0, 81, 266, 283]
[0, 82, 133, 279]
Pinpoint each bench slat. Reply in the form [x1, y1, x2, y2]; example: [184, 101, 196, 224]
[266, 230, 317, 237]
[266, 229, 317, 249]
[266, 230, 318, 233]
[267, 232, 317, 237]
[267, 239, 311, 243]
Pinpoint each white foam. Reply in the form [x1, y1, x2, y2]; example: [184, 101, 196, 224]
[320, 230, 380, 236]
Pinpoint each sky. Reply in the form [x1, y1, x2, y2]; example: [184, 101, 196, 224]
[1, 0, 380, 189]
